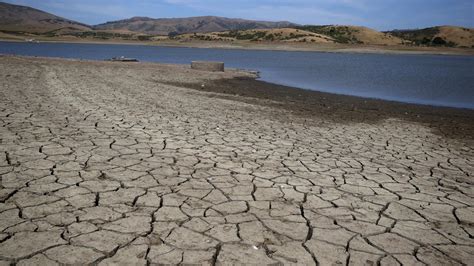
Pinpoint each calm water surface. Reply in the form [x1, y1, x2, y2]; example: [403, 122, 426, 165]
[1, 41, 473, 109]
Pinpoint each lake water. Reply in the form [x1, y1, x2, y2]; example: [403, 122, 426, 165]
[1, 41, 473, 109]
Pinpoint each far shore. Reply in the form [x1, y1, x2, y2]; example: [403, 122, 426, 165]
[1, 36, 474, 56]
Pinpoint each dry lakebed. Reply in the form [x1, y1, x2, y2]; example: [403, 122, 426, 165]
[0, 55, 473, 265]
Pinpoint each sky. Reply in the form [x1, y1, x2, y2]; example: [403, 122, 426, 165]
[4, 0, 474, 30]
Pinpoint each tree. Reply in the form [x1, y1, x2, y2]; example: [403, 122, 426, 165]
[168, 31, 179, 38]
[431, 37, 446, 46]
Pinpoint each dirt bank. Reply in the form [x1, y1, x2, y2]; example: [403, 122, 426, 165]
[0, 56, 472, 265]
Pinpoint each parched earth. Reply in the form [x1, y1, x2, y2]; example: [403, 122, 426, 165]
[0, 56, 473, 265]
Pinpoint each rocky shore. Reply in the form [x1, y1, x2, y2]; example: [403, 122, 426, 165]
[0, 56, 472, 264]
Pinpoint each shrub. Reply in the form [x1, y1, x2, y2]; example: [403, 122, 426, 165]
[264, 34, 274, 41]
[137, 35, 152, 41]
[168, 31, 179, 38]
[431, 37, 446, 46]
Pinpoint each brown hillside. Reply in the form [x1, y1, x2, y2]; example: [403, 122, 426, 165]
[389, 26, 474, 47]
[295, 25, 404, 45]
[345, 26, 404, 45]
[0, 2, 91, 33]
[93, 16, 296, 35]
[436, 26, 474, 47]
[177, 28, 336, 43]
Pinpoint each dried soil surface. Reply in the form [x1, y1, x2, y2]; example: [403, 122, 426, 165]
[0, 56, 473, 265]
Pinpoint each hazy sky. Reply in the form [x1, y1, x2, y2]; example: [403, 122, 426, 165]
[4, 0, 474, 30]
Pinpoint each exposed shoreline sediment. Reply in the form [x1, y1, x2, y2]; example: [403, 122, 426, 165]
[0, 55, 472, 264]
[2, 38, 474, 56]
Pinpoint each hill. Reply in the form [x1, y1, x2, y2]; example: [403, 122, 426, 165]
[0, 2, 91, 33]
[293, 25, 404, 45]
[389, 26, 474, 48]
[0, 2, 472, 51]
[176, 28, 336, 43]
[93, 16, 296, 35]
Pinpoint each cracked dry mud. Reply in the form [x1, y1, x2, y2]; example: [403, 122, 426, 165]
[0, 56, 473, 265]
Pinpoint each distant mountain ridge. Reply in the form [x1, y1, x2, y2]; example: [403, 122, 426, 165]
[93, 16, 296, 35]
[0, 1, 472, 48]
[0, 2, 91, 33]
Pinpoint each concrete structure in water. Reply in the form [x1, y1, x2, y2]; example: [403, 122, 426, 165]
[191, 61, 225, 72]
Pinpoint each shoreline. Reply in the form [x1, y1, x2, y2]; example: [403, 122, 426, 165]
[169, 77, 474, 140]
[2, 55, 473, 140]
[256, 79, 474, 111]
[1, 37, 474, 56]
[2, 53, 473, 112]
